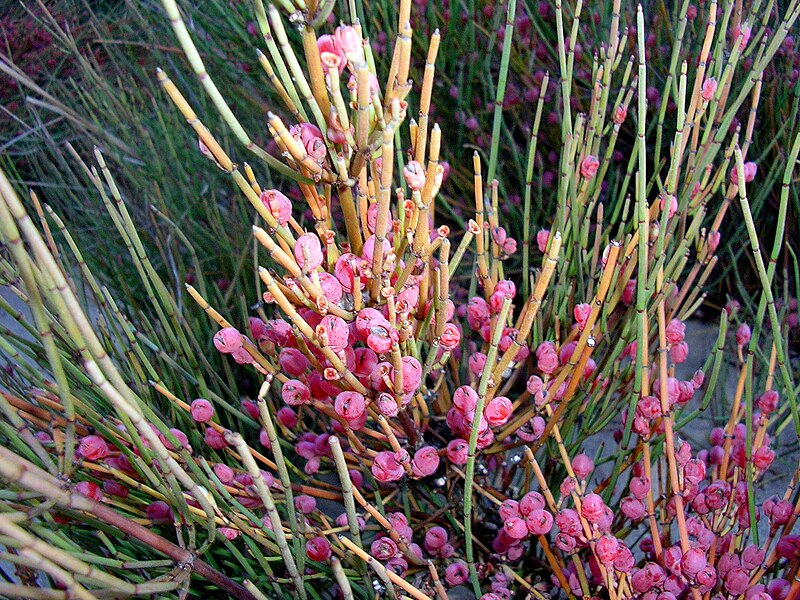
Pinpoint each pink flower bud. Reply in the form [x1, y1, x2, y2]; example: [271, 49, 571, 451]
[571, 453, 594, 480]
[622, 279, 637, 306]
[403, 161, 426, 191]
[306, 536, 332, 561]
[556, 508, 582, 536]
[411, 446, 440, 477]
[754, 446, 775, 470]
[499, 499, 520, 520]
[220, 527, 239, 540]
[660, 194, 678, 218]
[78, 435, 110, 461]
[399, 356, 423, 394]
[230, 346, 253, 365]
[102, 480, 129, 498]
[725, 567, 750, 595]
[372, 451, 405, 482]
[190, 398, 214, 423]
[366, 319, 398, 354]
[580, 155, 600, 179]
[701, 77, 718, 101]
[259, 189, 292, 225]
[466, 296, 491, 329]
[213, 327, 243, 354]
[484, 396, 513, 427]
[681, 548, 707, 577]
[453, 385, 479, 415]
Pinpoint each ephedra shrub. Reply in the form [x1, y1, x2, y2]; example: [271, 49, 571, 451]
[0, 0, 799, 598]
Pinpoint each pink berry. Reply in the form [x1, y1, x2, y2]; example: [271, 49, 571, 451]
[411, 446, 440, 478]
[453, 385, 478, 415]
[536, 229, 550, 253]
[317, 315, 349, 353]
[680, 548, 707, 577]
[372, 451, 405, 482]
[445, 560, 469, 585]
[213, 327, 243, 354]
[758, 390, 779, 414]
[519, 491, 545, 514]
[484, 396, 513, 427]
[535, 341, 559, 375]
[146, 501, 172, 523]
[259, 189, 292, 225]
[440, 322, 462, 351]
[446, 439, 469, 465]
[294, 494, 317, 514]
[102, 480, 129, 498]
[503, 517, 528, 539]
[204, 427, 227, 449]
[725, 567, 750, 595]
[621, 496, 646, 521]
[571, 453, 594, 480]
[581, 493, 606, 523]
[573, 303, 591, 330]
[736, 323, 752, 346]
[78, 435, 110, 461]
[334, 391, 367, 422]
[281, 379, 311, 406]
[580, 155, 599, 179]
[276, 407, 298, 429]
[399, 356, 423, 394]
[526, 509, 554, 535]
[190, 398, 214, 423]
[701, 77, 718, 101]
[424, 526, 448, 550]
[294, 233, 324, 271]
[665, 318, 686, 344]
[403, 160, 426, 190]
[75, 481, 103, 502]
[306, 536, 332, 561]
[595, 534, 620, 564]
[213, 463, 235, 484]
